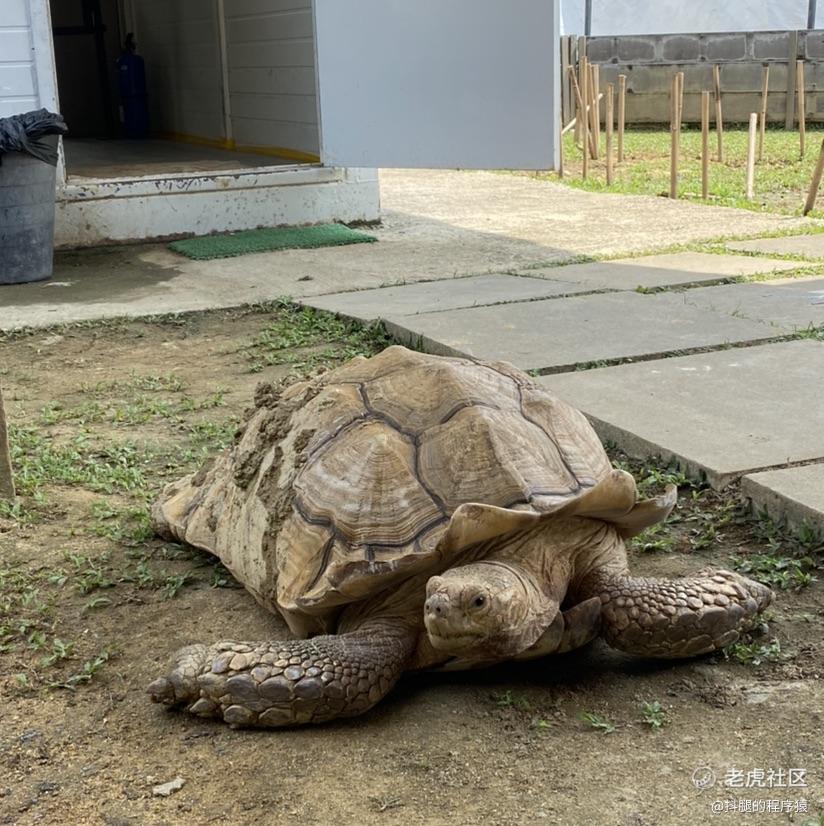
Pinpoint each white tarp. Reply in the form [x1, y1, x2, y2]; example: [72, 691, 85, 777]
[561, 0, 810, 35]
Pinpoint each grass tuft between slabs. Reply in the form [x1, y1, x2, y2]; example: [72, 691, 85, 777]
[169, 222, 377, 260]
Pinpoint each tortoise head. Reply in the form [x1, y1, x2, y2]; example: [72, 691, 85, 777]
[423, 560, 559, 659]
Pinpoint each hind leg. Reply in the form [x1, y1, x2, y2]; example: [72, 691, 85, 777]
[584, 569, 772, 658]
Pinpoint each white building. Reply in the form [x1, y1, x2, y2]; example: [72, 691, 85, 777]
[1, 0, 560, 248]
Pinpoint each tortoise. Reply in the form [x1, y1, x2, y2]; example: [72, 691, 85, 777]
[148, 345, 771, 728]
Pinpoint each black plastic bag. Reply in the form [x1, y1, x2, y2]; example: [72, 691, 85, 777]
[0, 109, 68, 166]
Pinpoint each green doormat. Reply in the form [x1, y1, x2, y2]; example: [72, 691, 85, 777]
[169, 223, 377, 260]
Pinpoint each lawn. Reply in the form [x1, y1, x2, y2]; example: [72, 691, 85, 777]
[555, 126, 824, 218]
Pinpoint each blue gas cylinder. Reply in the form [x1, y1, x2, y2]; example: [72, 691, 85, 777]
[116, 35, 148, 139]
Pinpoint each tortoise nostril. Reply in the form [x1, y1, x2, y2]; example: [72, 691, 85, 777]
[425, 593, 449, 618]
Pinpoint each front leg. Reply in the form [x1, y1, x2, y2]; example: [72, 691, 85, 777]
[147, 621, 416, 728]
[584, 569, 772, 659]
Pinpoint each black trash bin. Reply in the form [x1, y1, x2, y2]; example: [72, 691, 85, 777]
[0, 110, 68, 285]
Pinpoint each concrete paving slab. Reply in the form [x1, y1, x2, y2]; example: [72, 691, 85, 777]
[742, 464, 824, 534]
[726, 233, 824, 258]
[517, 252, 802, 290]
[684, 277, 824, 332]
[301, 274, 593, 320]
[541, 340, 824, 489]
[383, 290, 786, 373]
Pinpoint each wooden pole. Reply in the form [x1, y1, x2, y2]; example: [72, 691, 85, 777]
[579, 59, 589, 179]
[713, 64, 723, 162]
[803, 137, 824, 215]
[677, 71, 684, 129]
[785, 32, 799, 129]
[745, 112, 758, 200]
[701, 90, 710, 200]
[576, 54, 587, 146]
[589, 64, 600, 159]
[758, 64, 769, 161]
[0, 385, 14, 501]
[797, 59, 806, 158]
[670, 74, 679, 199]
[617, 74, 626, 163]
[605, 83, 614, 185]
[558, 111, 565, 179]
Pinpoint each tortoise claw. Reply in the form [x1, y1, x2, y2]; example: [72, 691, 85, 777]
[147, 676, 176, 705]
[147, 643, 209, 707]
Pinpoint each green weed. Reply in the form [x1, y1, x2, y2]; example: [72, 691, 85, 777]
[640, 700, 667, 730]
[578, 711, 617, 733]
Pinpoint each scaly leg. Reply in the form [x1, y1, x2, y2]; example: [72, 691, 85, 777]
[147, 620, 416, 728]
[584, 569, 772, 659]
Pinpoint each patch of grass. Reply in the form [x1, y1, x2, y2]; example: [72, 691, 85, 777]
[40, 390, 226, 428]
[552, 126, 824, 217]
[245, 299, 393, 374]
[613, 456, 691, 497]
[723, 637, 783, 666]
[62, 550, 115, 594]
[640, 700, 667, 730]
[578, 711, 617, 733]
[731, 510, 823, 590]
[493, 690, 532, 711]
[10, 426, 151, 496]
[119, 560, 192, 600]
[631, 522, 678, 554]
[89, 501, 154, 545]
[732, 553, 817, 591]
[50, 647, 116, 690]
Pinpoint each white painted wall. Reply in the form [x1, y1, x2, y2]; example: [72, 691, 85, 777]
[132, 0, 226, 140]
[223, 0, 319, 156]
[561, 0, 809, 35]
[0, 0, 38, 117]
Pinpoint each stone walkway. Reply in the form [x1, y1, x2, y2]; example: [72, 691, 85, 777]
[1, 170, 823, 532]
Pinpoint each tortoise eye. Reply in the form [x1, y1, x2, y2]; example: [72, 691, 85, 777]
[473, 595, 486, 608]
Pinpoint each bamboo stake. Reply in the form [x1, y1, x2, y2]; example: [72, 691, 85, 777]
[677, 71, 685, 129]
[558, 111, 564, 178]
[580, 58, 589, 179]
[803, 137, 824, 214]
[670, 74, 679, 199]
[0, 385, 14, 501]
[576, 54, 585, 146]
[745, 112, 758, 200]
[568, 68, 591, 179]
[797, 59, 806, 158]
[713, 64, 723, 162]
[758, 64, 769, 160]
[701, 90, 710, 200]
[561, 91, 603, 135]
[617, 74, 626, 163]
[589, 63, 600, 159]
[605, 83, 614, 185]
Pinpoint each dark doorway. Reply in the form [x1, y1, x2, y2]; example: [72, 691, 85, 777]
[50, 0, 122, 138]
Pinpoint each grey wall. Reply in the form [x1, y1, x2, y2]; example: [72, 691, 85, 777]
[583, 30, 824, 124]
[562, 0, 808, 36]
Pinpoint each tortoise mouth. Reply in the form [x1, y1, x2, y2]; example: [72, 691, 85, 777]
[426, 628, 486, 652]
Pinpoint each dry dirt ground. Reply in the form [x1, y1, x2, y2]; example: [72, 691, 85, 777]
[0, 306, 822, 826]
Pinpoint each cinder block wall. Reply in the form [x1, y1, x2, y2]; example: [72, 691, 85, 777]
[583, 30, 824, 124]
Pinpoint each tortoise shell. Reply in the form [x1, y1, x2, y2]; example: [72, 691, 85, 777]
[270, 346, 612, 618]
[152, 346, 616, 634]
